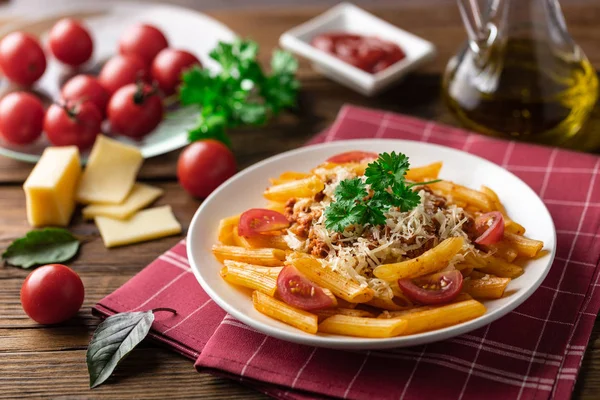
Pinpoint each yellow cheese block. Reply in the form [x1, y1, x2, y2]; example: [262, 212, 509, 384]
[95, 205, 181, 248]
[82, 183, 163, 220]
[23, 146, 81, 227]
[76, 135, 143, 204]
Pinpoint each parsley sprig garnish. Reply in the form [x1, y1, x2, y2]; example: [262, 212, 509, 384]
[178, 39, 299, 146]
[324, 152, 440, 232]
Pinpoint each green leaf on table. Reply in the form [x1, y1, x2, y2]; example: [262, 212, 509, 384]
[87, 309, 175, 389]
[2, 228, 80, 268]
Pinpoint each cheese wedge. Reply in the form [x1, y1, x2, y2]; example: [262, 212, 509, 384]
[95, 205, 181, 248]
[23, 146, 81, 227]
[82, 183, 163, 220]
[76, 135, 143, 204]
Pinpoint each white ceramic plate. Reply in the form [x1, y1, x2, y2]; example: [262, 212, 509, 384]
[188, 139, 556, 349]
[0, 2, 236, 163]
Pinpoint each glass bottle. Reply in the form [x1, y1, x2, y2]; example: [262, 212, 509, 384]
[443, 0, 598, 146]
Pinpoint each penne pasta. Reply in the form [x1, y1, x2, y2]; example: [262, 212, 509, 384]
[266, 200, 287, 214]
[367, 294, 413, 311]
[220, 264, 278, 296]
[472, 255, 524, 278]
[484, 242, 519, 262]
[253, 291, 318, 334]
[503, 232, 544, 258]
[217, 214, 241, 246]
[405, 162, 443, 182]
[396, 300, 486, 335]
[463, 276, 511, 299]
[374, 237, 465, 281]
[270, 171, 311, 185]
[236, 230, 290, 250]
[480, 185, 526, 235]
[316, 307, 376, 322]
[289, 253, 374, 303]
[264, 176, 325, 202]
[223, 260, 283, 277]
[318, 314, 407, 338]
[377, 293, 474, 319]
[212, 245, 286, 266]
[429, 181, 493, 212]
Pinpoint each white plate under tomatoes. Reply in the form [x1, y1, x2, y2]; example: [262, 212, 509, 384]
[0, 2, 235, 163]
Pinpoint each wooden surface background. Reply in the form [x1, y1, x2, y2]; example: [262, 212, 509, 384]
[1, 1, 600, 399]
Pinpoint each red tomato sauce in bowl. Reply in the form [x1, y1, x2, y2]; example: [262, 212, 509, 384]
[310, 32, 406, 74]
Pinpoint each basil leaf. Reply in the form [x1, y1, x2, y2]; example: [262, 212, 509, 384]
[2, 228, 80, 268]
[87, 311, 155, 389]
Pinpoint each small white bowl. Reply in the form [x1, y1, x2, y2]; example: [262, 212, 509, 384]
[279, 2, 436, 96]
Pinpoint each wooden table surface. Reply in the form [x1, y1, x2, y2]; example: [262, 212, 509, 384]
[2, 2, 600, 399]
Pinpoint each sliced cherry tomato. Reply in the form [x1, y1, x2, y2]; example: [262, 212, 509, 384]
[107, 82, 163, 139]
[98, 54, 149, 96]
[326, 151, 379, 164]
[474, 211, 505, 245]
[44, 100, 102, 149]
[151, 48, 201, 94]
[397, 270, 463, 305]
[177, 140, 237, 198]
[20, 264, 85, 325]
[48, 18, 93, 66]
[118, 24, 169, 66]
[0, 32, 46, 85]
[238, 208, 290, 237]
[61, 75, 109, 115]
[0, 92, 44, 145]
[277, 265, 334, 310]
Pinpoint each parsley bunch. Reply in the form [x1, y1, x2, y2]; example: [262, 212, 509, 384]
[178, 39, 299, 146]
[324, 152, 439, 232]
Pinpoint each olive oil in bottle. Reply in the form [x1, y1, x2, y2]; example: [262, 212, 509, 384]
[446, 0, 598, 146]
[443, 38, 598, 144]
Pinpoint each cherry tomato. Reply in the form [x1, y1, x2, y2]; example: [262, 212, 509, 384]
[48, 18, 93, 66]
[326, 151, 379, 164]
[177, 140, 237, 198]
[44, 101, 102, 149]
[20, 264, 84, 325]
[151, 48, 201, 94]
[107, 83, 163, 138]
[474, 211, 505, 245]
[238, 209, 290, 237]
[118, 24, 168, 66]
[397, 270, 463, 305]
[98, 54, 149, 95]
[61, 75, 109, 115]
[0, 92, 44, 145]
[0, 32, 46, 85]
[276, 266, 334, 310]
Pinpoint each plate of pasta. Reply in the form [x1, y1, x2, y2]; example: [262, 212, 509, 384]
[187, 139, 556, 349]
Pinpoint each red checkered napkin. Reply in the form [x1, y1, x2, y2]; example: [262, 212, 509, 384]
[94, 105, 600, 400]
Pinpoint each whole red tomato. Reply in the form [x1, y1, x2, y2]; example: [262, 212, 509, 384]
[151, 48, 201, 94]
[44, 101, 102, 149]
[48, 18, 93, 66]
[177, 140, 237, 198]
[98, 54, 149, 96]
[61, 75, 109, 115]
[118, 24, 168, 66]
[0, 32, 46, 85]
[107, 83, 163, 139]
[20, 264, 84, 325]
[0, 92, 45, 145]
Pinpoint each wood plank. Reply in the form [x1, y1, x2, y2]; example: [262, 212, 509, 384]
[0, 349, 266, 399]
